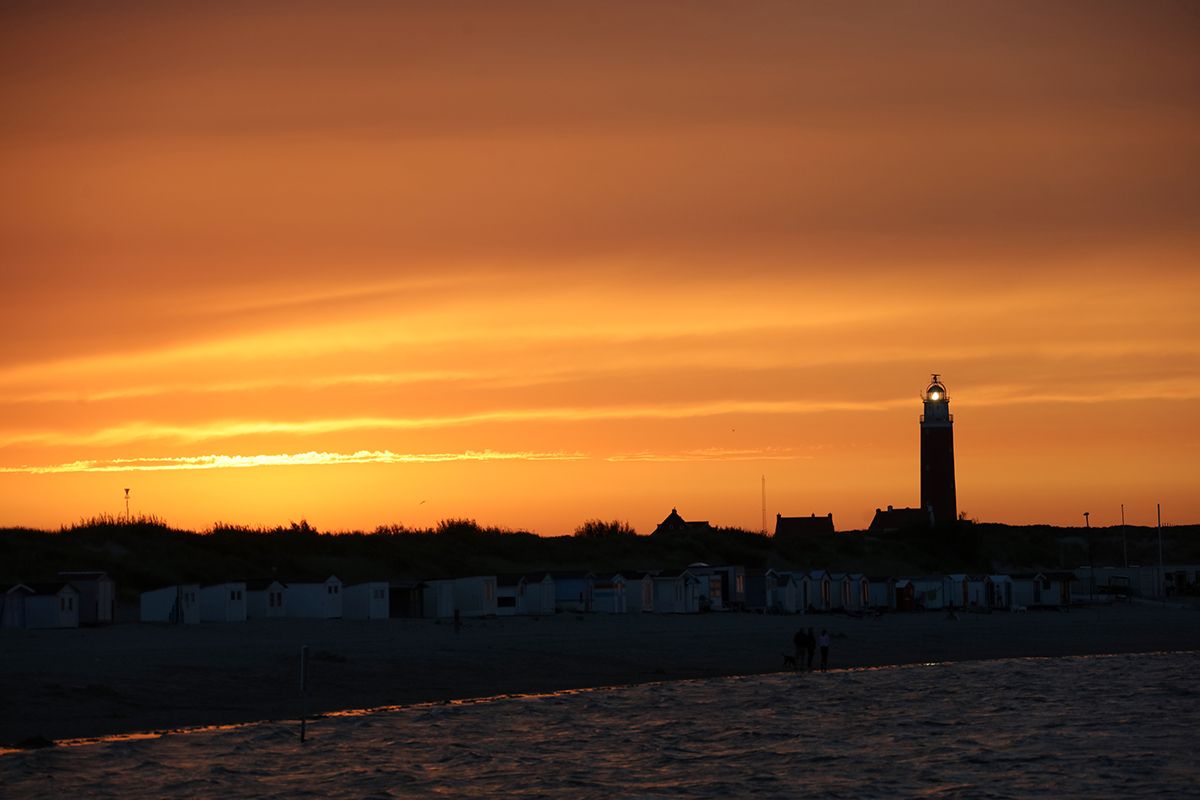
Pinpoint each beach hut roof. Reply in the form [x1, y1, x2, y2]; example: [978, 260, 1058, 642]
[22, 581, 77, 596]
[614, 570, 654, 580]
[389, 580, 423, 589]
[1042, 571, 1078, 581]
[655, 569, 695, 580]
[244, 578, 288, 591]
[281, 574, 340, 585]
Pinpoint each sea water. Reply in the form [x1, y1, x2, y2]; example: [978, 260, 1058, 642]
[3, 652, 1198, 798]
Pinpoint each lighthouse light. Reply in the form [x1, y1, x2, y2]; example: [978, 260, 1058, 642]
[930, 391, 940, 401]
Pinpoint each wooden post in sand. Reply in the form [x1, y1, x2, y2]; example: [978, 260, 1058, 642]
[299, 644, 309, 742]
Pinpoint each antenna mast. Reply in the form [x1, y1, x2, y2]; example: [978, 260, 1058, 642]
[761, 475, 766, 535]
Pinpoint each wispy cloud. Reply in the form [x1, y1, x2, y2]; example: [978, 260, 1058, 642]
[0, 399, 914, 448]
[606, 447, 809, 463]
[0, 449, 587, 475]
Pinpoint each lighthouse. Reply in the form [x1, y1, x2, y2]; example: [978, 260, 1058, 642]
[920, 374, 957, 528]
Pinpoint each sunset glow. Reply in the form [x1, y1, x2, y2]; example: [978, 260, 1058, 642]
[2, 2, 1197, 532]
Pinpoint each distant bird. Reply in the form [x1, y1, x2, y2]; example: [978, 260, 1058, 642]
[419, 500, 426, 505]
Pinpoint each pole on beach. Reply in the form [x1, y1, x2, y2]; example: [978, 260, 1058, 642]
[1121, 504, 1127, 568]
[1084, 512, 1093, 603]
[300, 644, 309, 742]
[1157, 504, 1165, 605]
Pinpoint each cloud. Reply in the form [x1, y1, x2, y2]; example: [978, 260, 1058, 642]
[606, 447, 810, 463]
[0, 449, 587, 475]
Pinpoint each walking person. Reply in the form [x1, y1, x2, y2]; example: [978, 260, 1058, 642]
[791, 628, 804, 669]
[818, 628, 831, 671]
[805, 627, 816, 671]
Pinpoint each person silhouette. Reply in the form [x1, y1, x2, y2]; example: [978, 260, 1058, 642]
[818, 629, 831, 671]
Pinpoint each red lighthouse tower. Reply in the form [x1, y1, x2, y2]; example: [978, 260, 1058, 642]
[920, 374, 957, 528]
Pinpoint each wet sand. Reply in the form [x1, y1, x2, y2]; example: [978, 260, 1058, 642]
[2, 604, 1197, 745]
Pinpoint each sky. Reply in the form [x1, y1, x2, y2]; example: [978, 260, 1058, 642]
[2, 1, 1198, 533]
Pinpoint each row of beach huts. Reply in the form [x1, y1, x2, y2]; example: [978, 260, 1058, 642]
[2, 564, 1102, 628]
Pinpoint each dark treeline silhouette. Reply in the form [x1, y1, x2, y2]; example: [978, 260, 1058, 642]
[1, 515, 1196, 602]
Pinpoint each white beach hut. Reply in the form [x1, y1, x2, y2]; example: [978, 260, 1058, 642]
[519, 573, 557, 616]
[910, 576, 947, 610]
[245, 579, 288, 619]
[551, 572, 594, 612]
[828, 573, 852, 611]
[1, 583, 80, 629]
[58, 571, 115, 625]
[344, 582, 390, 620]
[686, 564, 726, 611]
[1011, 573, 1047, 609]
[946, 574, 971, 609]
[770, 572, 800, 613]
[868, 576, 894, 610]
[451, 576, 498, 617]
[847, 574, 870, 611]
[200, 582, 248, 622]
[422, 580, 455, 619]
[27, 583, 81, 629]
[496, 575, 523, 616]
[965, 575, 989, 609]
[986, 575, 1015, 610]
[592, 574, 628, 613]
[1, 584, 28, 628]
[286, 575, 343, 619]
[1041, 571, 1075, 608]
[793, 572, 814, 613]
[140, 584, 200, 624]
[652, 570, 701, 613]
[808, 571, 832, 612]
[619, 572, 655, 613]
[744, 569, 777, 612]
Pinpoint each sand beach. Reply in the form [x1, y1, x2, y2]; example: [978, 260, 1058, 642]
[1, 603, 1197, 746]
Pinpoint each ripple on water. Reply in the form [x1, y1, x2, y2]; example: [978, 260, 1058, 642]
[3, 652, 1200, 798]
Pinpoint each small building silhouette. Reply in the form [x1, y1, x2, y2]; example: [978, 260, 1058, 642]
[774, 512, 835, 537]
[868, 505, 931, 533]
[653, 507, 712, 535]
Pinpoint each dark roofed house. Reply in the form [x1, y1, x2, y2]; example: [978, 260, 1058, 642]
[653, 507, 712, 535]
[868, 505, 931, 533]
[774, 513, 835, 537]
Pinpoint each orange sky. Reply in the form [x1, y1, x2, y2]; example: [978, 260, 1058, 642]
[2, 2, 1197, 533]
